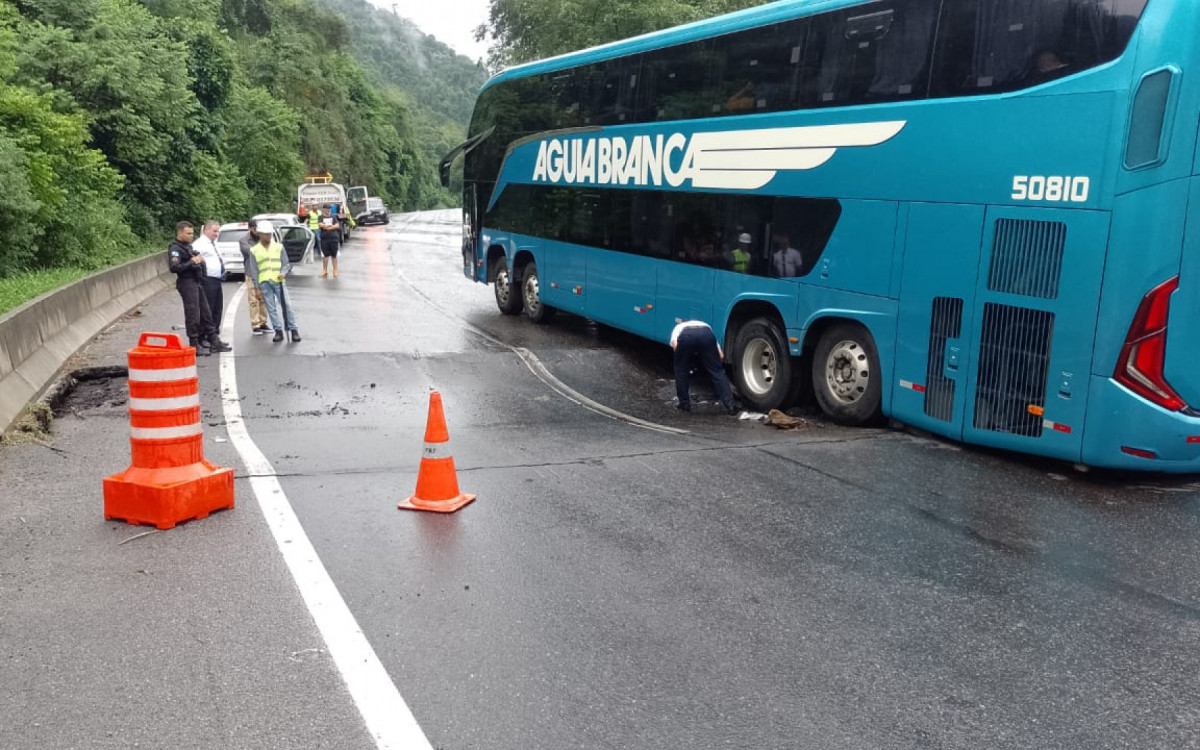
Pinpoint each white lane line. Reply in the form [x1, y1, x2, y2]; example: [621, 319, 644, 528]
[394, 269, 688, 436]
[219, 283, 433, 750]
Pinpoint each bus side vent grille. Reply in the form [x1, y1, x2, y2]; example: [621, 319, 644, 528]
[986, 219, 1066, 299]
[924, 297, 963, 422]
[973, 303, 1054, 438]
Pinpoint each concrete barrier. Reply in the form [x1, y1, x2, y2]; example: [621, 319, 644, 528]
[0, 254, 172, 433]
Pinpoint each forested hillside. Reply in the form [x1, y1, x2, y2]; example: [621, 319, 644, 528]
[314, 0, 488, 198]
[0, 0, 447, 280]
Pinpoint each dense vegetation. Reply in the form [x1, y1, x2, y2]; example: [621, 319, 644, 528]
[0, 0, 450, 286]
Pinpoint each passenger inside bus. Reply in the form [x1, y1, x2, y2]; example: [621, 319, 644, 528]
[1032, 50, 1071, 83]
[723, 233, 754, 274]
[771, 233, 803, 278]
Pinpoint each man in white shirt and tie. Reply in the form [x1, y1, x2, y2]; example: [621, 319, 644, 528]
[193, 220, 227, 334]
[771, 232, 803, 278]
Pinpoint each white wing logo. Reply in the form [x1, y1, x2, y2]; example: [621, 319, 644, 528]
[687, 120, 907, 190]
[529, 120, 907, 191]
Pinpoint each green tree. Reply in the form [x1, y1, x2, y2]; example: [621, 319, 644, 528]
[0, 1, 133, 275]
[222, 83, 305, 211]
[16, 0, 203, 230]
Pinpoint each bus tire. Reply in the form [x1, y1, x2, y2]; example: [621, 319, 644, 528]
[492, 255, 522, 315]
[521, 260, 555, 323]
[732, 317, 793, 412]
[812, 322, 882, 426]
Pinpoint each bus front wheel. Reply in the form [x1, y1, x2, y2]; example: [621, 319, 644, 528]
[521, 260, 555, 323]
[492, 256, 522, 315]
[812, 322, 882, 426]
[732, 318, 793, 412]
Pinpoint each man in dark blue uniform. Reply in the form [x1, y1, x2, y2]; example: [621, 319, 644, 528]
[671, 319, 737, 414]
[168, 221, 231, 356]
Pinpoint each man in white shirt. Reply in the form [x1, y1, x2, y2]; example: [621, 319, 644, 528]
[771, 233, 803, 277]
[193, 220, 227, 333]
[670, 320, 737, 414]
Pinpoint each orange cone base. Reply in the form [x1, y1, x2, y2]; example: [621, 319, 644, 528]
[398, 492, 476, 514]
[103, 462, 235, 530]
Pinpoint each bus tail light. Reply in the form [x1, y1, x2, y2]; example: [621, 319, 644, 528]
[1114, 276, 1185, 411]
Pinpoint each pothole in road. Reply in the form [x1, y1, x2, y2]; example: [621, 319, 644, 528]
[52, 366, 129, 416]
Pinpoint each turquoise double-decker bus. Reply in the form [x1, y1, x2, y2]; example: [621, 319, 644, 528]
[442, 0, 1200, 471]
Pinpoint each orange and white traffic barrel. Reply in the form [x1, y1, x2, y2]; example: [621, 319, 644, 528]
[103, 333, 233, 529]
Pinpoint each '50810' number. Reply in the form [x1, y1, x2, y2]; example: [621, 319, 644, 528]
[1012, 176, 1090, 203]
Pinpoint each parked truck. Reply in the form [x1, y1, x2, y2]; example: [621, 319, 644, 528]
[346, 185, 368, 227]
[296, 174, 351, 241]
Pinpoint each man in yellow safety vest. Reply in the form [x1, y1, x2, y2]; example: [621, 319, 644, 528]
[725, 232, 753, 274]
[307, 202, 323, 256]
[250, 220, 300, 343]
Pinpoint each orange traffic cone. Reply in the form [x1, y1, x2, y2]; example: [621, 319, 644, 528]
[103, 333, 234, 529]
[398, 391, 475, 513]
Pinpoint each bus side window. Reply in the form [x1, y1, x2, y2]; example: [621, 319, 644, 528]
[643, 40, 720, 122]
[549, 70, 583, 129]
[713, 21, 801, 116]
[929, 0, 1147, 98]
[865, 2, 938, 102]
[804, 3, 938, 108]
[583, 57, 640, 126]
[771, 198, 842, 278]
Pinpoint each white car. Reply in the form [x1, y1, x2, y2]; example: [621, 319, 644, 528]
[252, 214, 315, 264]
[214, 222, 313, 277]
[254, 212, 302, 228]
[215, 222, 252, 276]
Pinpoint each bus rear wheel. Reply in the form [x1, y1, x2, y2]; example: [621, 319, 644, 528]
[732, 317, 793, 412]
[812, 322, 882, 426]
[492, 255, 522, 315]
[521, 260, 555, 323]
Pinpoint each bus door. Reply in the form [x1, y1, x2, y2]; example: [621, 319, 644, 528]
[586, 249, 658, 337]
[655, 263, 714, 343]
[463, 183, 479, 280]
[959, 207, 1109, 462]
[543, 239, 588, 315]
[893, 203, 986, 440]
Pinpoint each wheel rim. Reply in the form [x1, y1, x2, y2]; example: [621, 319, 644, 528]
[740, 338, 777, 396]
[524, 273, 541, 315]
[824, 339, 870, 405]
[495, 267, 511, 306]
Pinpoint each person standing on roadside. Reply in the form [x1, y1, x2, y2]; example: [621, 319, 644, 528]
[318, 214, 341, 278]
[307, 202, 323, 257]
[238, 222, 271, 335]
[192, 220, 227, 334]
[250, 220, 300, 343]
[670, 319, 736, 414]
[167, 221, 231, 356]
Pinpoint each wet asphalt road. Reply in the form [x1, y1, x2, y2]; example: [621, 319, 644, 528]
[235, 211, 1200, 750]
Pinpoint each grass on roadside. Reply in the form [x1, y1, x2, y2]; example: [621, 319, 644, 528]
[0, 243, 161, 316]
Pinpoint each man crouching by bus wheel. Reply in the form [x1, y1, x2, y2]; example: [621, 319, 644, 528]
[671, 320, 738, 415]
